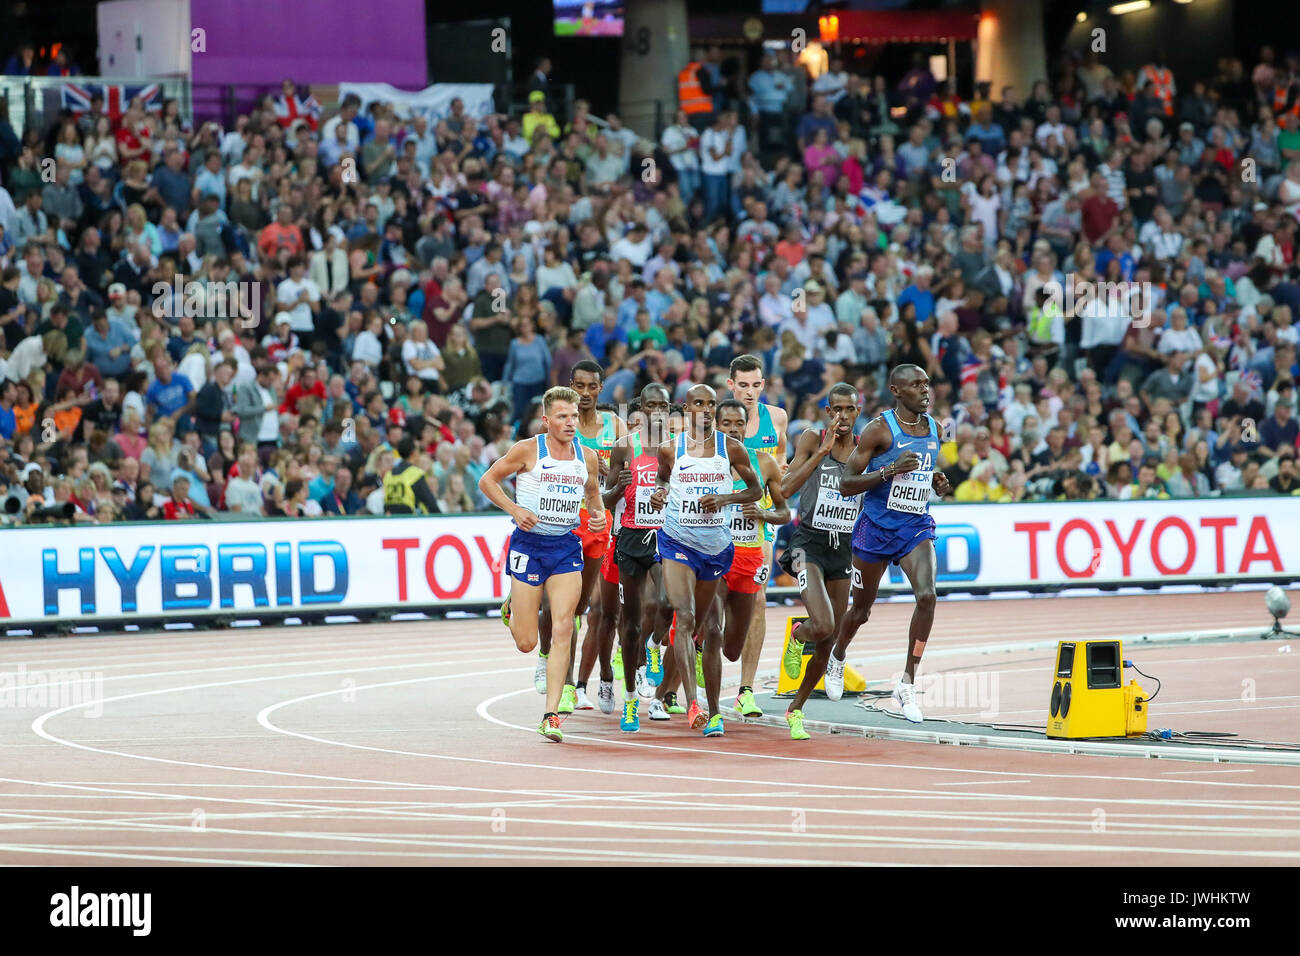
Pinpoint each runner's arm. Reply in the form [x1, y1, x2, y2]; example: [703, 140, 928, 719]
[478, 440, 535, 526]
[757, 454, 791, 525]
[649, 441, 673, 508]
[723, 437, 762, 505]
[583, 448, 607, 530]
[602, 443, 630, 511]
[838, 419, 898, 497]
[780, 427, 828, 499]
[772, 406, 790, 471]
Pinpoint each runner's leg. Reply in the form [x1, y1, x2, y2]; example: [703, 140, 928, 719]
[897, 541, 938, 681]
[542, 570, 584, 716]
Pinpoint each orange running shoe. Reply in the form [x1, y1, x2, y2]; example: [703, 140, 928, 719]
[686, 700, 707, 730]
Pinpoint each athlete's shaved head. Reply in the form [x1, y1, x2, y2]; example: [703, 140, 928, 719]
[683, 383, 718, 433]
[641, 382, 671, 403]
[889, 364, 926, 388]
[888, 364, 932, 418]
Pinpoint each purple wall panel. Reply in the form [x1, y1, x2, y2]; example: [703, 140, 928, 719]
[189, 0, 427, 87]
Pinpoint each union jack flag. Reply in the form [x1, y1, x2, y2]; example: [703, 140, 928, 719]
[960, 352, 983, 387]
[61, 82, 162, 124]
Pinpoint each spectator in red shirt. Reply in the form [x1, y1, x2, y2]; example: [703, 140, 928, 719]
[1080, 170, 1119, 243]
[115, 100, 152, 165]
[258, 205, 305, 263]
[162, 474, 196, 519]
[281, 364, 327, 414]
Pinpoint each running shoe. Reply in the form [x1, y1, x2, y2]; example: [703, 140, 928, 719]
[534, 653, 548, 695]
[824, 651, 846, 702]
[575, 685, 594, 710]
[501, 595, 512, 627]
[597, 680, 615, 714]
[635, 665, 653, 700]
[695, 644, 705, 689]
[648, 698, 670, 721]
[538, 714, 563, 742]
[558, 684, 577, 714]
[786, 709, 811, 741]
[782, 634, 805, 680]
[686, 700, 707, 730]
[734, 688, 763, 717]
[664, 692, 686, 715]
[892, 680, 924, 723]
[703, 714, 725, 737]
[620, 698, 640, 733]
[645, 639, 664, 686]
[612, 644, 624, 682]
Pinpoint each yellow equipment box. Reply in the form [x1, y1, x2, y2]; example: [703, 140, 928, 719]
[1046, 639, 1148, 738]
[775, 615, 867, 696]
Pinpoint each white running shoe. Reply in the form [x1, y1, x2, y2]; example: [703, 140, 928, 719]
[824, 651, 846, 701]
[892, 680, 924, 722]
[575, 686, 594, 711]
[647, 698, 670, 720]
[597, 680, 615, 714]
[635, 666, 653, 699]
[534, 655, 547, 695]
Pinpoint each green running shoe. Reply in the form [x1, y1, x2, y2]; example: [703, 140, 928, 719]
[703, 714, 725, 737]
[695, 645, 705, 689]
[734, 688, 763, 717]
[558, 684, 577, 714]
[645, 639, 663, 686]
[538, 714, 563, 742]
[612, 644, 624, 682]
[782, 635, 805, 680]
[786, 709, 811, 741]
[500, 595, 512, 627]
[664, 692, 686, 715]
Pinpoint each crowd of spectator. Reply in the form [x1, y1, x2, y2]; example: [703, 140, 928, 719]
[2, 41, 1300, 527]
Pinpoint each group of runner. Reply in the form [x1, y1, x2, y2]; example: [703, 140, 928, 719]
[478, 357, 949, 743]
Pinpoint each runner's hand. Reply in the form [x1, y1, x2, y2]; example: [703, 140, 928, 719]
[819, 417, 839, 454]
[891, 451, 921, 475]
[699, 494, 725, 512]
[741, 501, 761, 520]
[512, 506, 539, 531]
[614, 463, 633, 493]
[932, 472, 951, 496]
[587, 509, 607, 533]
[649, 487, 668, 509]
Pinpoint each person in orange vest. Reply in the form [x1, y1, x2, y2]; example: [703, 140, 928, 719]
[678, 49, 714, 133]
[1138, 50, 1176, 118]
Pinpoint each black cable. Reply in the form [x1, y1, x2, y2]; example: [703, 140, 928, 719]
[1127, 660, 1161, 702]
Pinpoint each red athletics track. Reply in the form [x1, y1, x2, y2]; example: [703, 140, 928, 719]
[0, 589, 1297, 866]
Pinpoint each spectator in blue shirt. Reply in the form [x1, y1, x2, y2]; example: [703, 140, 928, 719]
[146, 355, 195, 425]
[795, 95, 838, 150]
[502, 316, 550, 427]
[0, 380, 16, 440]
[584, 309, 627, 363]
[898, 267, 936, 323]
[83, 311, 135, 378]
[965, 107, 1006, 155]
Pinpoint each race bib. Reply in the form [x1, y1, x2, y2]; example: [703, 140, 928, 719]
[536, 492, 583, 524]
[730, 505, 762, 546]
[852, 565, 863, 590]
[797, 568, 808, 591]
[811, 486, 861, 532]
[634, 484, 665, 528]
[509, 551, 529, 573]
[885, 469, 933, 515]
[679, 490, 727, 528]
[754, 563, 770, 585]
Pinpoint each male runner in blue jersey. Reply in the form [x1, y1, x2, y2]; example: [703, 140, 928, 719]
[820, 365, 950, 722]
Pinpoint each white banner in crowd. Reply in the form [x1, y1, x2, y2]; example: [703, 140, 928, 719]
[2, 498, 1298, 625]
[336, 82, 495, 123]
